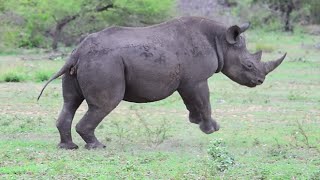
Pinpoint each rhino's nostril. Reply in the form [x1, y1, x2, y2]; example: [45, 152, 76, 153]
[257, 79, 264, 84]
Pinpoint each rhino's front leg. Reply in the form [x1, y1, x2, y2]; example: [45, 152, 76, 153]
[178, 80, 220, 134]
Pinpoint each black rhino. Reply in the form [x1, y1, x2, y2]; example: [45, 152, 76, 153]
[38, 17, 286, 149]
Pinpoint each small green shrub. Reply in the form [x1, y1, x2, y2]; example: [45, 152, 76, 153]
[35, 70, 51, 82]
[207, 139, 235, 172]
[310, 169, 320, 180]
[3, 71, 25, 82]
[287, 91, 306, 101]
[267, 146, 288, 159]
[254, 168, 271, 180]
[134, 108, 171, 148]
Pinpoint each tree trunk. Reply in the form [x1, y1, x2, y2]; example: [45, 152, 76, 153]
[52, 15, 78, 50]
[281, 1, 294, 32]
[283, 6, 293, 31]
[51, 4, 114, 50]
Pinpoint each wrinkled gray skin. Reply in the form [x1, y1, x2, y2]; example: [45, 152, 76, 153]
[38, 17, 286, 150]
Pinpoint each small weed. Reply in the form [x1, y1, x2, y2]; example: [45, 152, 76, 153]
[122, 161, 138, 172]
[242, 97, 254, 104]
[310, 169, 320, 180]
[53, 92, 60, 98]
[290, 56, 308, 63]
[110, 120, 131, 148]
[138, 116, 170, 148]
[267, 146, 288, 158]
[202, 159, 219, 177]
[254, 168, 271, 180]
[132, 106, 171, 148]
[287, 91, 303, 101]
[51, 160, 67, 174]
[207, 139, 235, 172]
[253, 138, 260, 146]
[290, 120, 319, 152]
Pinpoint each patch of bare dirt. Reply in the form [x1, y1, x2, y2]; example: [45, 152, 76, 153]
[304, 25, 320, 36]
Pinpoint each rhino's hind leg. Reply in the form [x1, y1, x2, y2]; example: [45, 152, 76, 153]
[178, 80, 219, 134]
[76, 94, 124, 149]
[57, 74, 84, 150]
[76, 107, 110, 149]
[75, 59, 125, 149]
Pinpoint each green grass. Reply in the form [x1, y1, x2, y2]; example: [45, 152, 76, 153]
[0, 31, 319, 179]
[0, 59, 64, 82]
[3, 71, 25, 82]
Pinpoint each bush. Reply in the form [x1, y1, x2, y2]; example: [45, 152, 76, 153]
[232, 1, 282, 31]
[0, 0, 176, 50]
[3, 71, 25, 82]
[35, 70, 51, 82]
[207, 139, 235, 172]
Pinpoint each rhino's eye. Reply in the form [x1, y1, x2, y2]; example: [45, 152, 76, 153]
[245, 62, 253, 70]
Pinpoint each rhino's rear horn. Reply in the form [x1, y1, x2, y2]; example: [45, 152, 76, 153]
[253, 51, 262, 61]
[264, 53, 287, 74]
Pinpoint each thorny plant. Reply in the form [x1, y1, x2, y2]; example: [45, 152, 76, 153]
[110, 120, 131, 149]
[131, 105, 171, 148]
[290, 120, 320, 153]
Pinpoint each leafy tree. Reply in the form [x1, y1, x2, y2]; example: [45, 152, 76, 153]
[103, 0, 175, 26]
[251, 0, 320, 31]
[251, 0, 298, 31]
[305, 0, 320, 24]
[1, 0, 175, 50]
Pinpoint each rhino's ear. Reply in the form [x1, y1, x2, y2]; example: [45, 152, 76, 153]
[239, 22, 250, 33]
[225, 25, 241, 44]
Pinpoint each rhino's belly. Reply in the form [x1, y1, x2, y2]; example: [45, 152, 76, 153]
[123, 84, 177, 103]
[122, 60, 181, 103]
[123, 67, 180, 103]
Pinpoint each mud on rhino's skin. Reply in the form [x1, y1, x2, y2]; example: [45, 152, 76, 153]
[38, 16, 286, 149]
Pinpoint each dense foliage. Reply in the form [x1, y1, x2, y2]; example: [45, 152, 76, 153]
[233, 0, 320, 31]
[0, 0, 175, 50]
[0, 0, 319, 51]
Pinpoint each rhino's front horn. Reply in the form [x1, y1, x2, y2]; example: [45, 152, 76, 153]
[264, 53, 287, 74]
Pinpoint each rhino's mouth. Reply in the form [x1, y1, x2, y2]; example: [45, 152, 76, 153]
[247, 80, 262, 87]
[247, 83, 257, 88]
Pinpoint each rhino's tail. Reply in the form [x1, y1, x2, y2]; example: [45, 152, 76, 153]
[37, 54, 78, 101]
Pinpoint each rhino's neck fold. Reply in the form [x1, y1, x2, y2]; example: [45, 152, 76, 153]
[214, 37, 224, 73]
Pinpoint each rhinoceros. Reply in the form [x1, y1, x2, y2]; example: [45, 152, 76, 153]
[38, 16, 286, 149]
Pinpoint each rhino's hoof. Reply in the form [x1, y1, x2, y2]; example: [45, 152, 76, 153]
[189, 117, 201, 124]
[58, 142, 79, 150]
[85, 142, 106, 150]
[199, 120, 220, 134]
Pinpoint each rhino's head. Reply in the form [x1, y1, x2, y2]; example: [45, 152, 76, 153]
[220, 23, 286, 87]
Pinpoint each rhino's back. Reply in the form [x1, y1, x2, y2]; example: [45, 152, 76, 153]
[74, 17, 217, 102]
[75, 20, 185, 103]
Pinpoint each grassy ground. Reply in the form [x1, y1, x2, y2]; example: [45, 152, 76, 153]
[0, 31, 319, 179]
